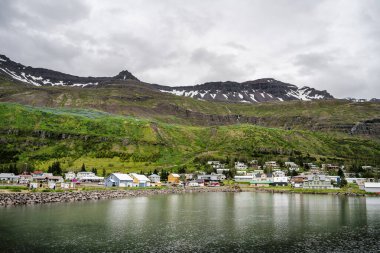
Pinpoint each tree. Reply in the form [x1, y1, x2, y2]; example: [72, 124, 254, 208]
[160, 169, 168, 181]
[81, 163, 86, 172]
[91, 168, 97, 175]
[102, 168, 106, 177]
[48, 161, 62, 176]
[337, 168, 347, 188]
[153, 168, 158, 175]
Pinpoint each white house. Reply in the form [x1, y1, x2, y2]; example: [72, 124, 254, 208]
[76, 172, 104, 182]
[197, 173, 226, 182]
[234, 174, 255, 182]
[235, 162, 248, 170]
[148, 174, 161, 183]
[18, 174, 32, 184]
[105, 173, 133, 187]
[364, 182, 380, 193]
[285, 162, 299, 171]
[0, 173, 19, 183]
[130, 173, 151, 187]
[273, 170, 286, 177]
[64, 172, 76, 181]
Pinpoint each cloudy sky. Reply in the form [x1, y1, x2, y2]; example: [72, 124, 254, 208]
[0, 0, 379, 98]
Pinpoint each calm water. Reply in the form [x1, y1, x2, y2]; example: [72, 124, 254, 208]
[0, 192, 379, 253]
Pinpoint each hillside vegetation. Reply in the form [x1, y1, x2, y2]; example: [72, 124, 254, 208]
[0, 76, 379, 134]
[0, 102, 379, 174]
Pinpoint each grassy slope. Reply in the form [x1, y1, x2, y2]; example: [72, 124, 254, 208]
[0, 102, 379, 174]
[1, 76, 379, 130]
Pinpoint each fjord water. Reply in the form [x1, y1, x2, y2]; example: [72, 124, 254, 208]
[1, 192, 379, 252]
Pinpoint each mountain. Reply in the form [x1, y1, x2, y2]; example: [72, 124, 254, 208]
[0, 54, 139, 87]
[157, 79, 334, 103]
[1, 54, 335, 103]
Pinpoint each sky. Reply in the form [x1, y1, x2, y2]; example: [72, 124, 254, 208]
[0, 0, 379, 99]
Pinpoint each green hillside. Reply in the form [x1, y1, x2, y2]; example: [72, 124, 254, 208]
[0, 102, 379, 174]
[1, 76, 379, 134]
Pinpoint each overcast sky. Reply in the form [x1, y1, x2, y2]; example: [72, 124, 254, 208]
[0, 0, 379, 98]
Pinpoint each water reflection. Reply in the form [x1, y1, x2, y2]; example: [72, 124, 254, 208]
[0, 192, 379, 252]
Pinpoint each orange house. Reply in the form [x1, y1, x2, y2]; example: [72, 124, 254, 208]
[168, 173, 180, 184]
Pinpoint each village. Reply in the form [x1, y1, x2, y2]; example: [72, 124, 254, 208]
[0, 160, 379, 194]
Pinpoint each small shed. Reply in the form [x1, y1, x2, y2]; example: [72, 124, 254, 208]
[364, 182, 380, 193]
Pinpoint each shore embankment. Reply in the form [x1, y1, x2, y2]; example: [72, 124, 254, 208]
[242, 186, 368, 196]
[0, 186, 241, 206]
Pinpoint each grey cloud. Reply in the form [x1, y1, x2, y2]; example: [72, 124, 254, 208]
[190, 48, 250, 82]
[0, 0, 379, 98]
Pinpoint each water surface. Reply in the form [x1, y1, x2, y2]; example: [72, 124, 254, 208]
[1, 192, 379, 252]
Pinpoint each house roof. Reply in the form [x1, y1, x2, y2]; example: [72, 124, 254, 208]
[170, 173, 180, 178]
[149, 174, 160, 177]
[130, 173, 150, 182]
[0, 173, 18, 178]
[112, 173, 133, 181]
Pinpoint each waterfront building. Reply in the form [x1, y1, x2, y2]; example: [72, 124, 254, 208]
[130, 173, 151, 187]
[76, 172, 104, 182]
[0, 173, 19, 183]
[105, 173, 133, 187]
[64, 172, 76, 181]
[364, 182, 380, 193]
[148, 174, 161, 183]
[303, 174, 334, 189]
[168, 173, 180, 184]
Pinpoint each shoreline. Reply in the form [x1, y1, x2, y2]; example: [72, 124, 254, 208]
[240, 186, 370, 197]
[2, 185, 377, 206]
[0, 186, 241, 206]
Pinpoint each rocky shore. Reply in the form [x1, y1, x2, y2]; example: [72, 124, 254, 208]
[0, 187, 241, 206]
[245, 187, 367, 196]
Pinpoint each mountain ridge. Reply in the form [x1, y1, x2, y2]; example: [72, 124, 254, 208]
[0, 54, 139, 87]
[0, 53, 378, 103]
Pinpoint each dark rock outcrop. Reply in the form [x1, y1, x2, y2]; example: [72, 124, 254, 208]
[0, 54, 139, 87]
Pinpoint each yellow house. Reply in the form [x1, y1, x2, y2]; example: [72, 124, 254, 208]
[168, 173, 180, 184]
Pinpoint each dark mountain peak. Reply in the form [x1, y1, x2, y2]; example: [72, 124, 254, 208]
[0, 54, 139, 87]
[113, 70, 139, 81]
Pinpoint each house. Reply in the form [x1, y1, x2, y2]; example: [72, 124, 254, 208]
[18, 174, 32, 184]
[346, 178, 373, 184]
[188, 181, 199, 187]
[264, 161, 280, 169]
[273, 170, 286, 177]
[65, 172, 76, 181]
[235, 162, 248, 170]
[32, 173, 53, 182]
[234, 174, 255, 183]
[168, 173, 180, 184]
[285, 162, 299, 171]
[148, 174, 161, 183]
[364, 182, 380, 193]
[0, 173, 19, 183]
[303, 174, 334, 189]
[291, 176, 307, 188]
[48, 176, 64, 183]
[76, 172, 104, 182]
[272, 176, 288, 186]
[105, 173, 133, 187]
[197, 173, 226, 182]
[325, 176, 341, 184]
[31, 170, 44, 177]
[216, 168, 230, 174]
[130, 173, 151, 187]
